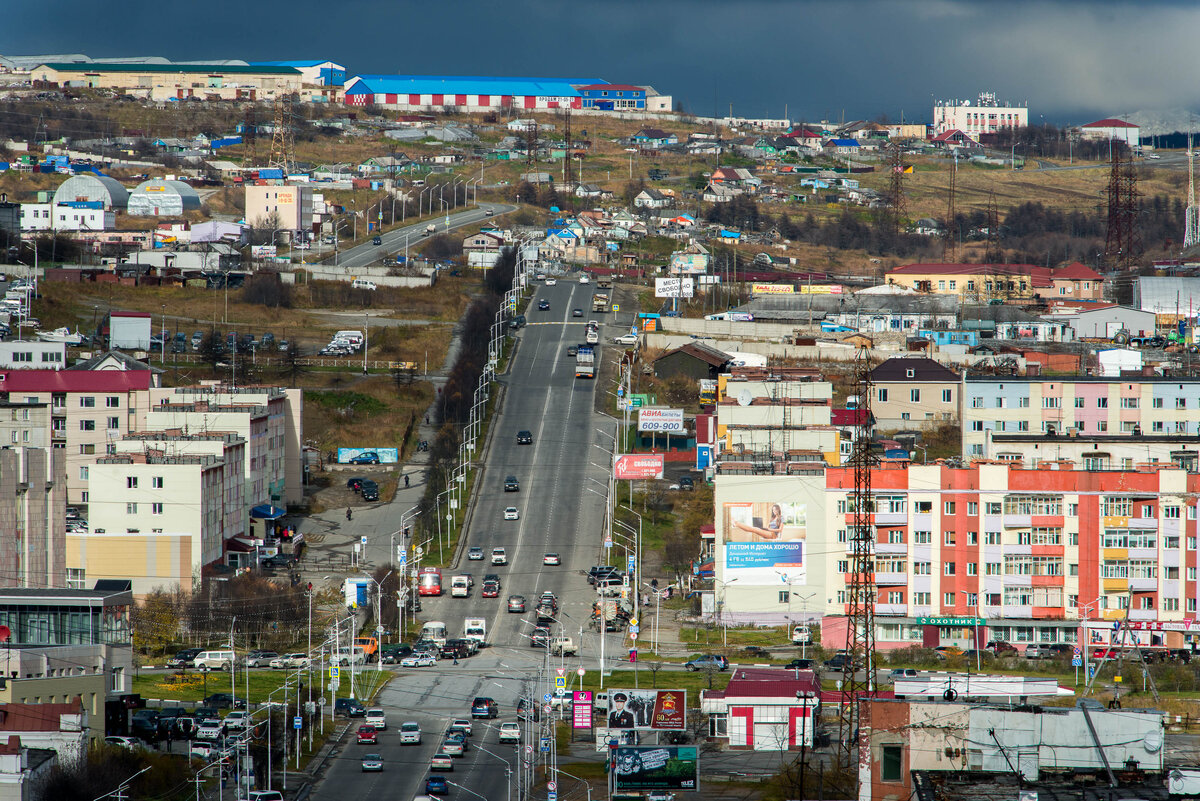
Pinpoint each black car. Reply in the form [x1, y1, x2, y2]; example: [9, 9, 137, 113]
[538, 299, 550, 310]
[783, 658, 817, 671]
[335, 698, 366, 717]
[504, 475, 519, 492]
[261, 554, 294, 569]
[202, 693, 245, 710]
[347, 477, 367, 492]
[441, 640, 471, 660]
[516, 430, 532, 445]
[567, 345, 578, 357]
[166, 648, 203, 669]
[380, 645, 413, 664]
[530, 627, 551, 648]
[587, 565, 620, 585]
[361, 485, 380, 502]
[373, 235, 383, 245]
[678, 476, 694, 490]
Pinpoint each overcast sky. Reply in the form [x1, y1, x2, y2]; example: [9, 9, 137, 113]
[5, 0, 1198, 123]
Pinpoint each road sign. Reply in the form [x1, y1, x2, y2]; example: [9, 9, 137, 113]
[629, 631, 638, 640]
[1072, 658, 1082, 667]
[293, 716, 302, 730]
[543, 704, 552, 714]
[577, 667, 586, 677]
[604, 538, 613, 549]
[627, 556, 637, 571]
[525, 745, 533, 754]
[556, 668, 566, 678]
[543, 693, 552, 702]
[548, 793, 557, 801]
[630, 617, 639, 627]
[556, 677, 566, 689]
[375, 625, 384, 635]
[524, 761, 531, 770]
[541, 737, 551, 752]
[548, 781, 557, 792]
[329, 667, 340, 679]
[612, 304, 619, 312]
[1074, 648, 1082, 657]
[360, 536, 368, 545]
[318, 697, 327, 706]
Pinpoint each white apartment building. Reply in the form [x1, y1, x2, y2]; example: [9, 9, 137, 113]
[19, 202, 114, 232]
[243, 184, 313, 233]
[0, 341, 66, 370]
[932, 92, 1028, 137]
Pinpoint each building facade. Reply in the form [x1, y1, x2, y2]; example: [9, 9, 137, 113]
[869, 357, 961, 431]
[243, 184, 313, 233]
[932, 94, 1028, 136]
[31, 62, 303, 102]
[962, 375, 1200, 457]
[885, 262, 1103, 301]
[343, 75, 604, 111]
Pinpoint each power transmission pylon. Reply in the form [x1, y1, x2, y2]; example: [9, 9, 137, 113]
[526, 119, 538, 170]
[837, 345, 876, 769]
[983, 190, 1003, 265]
[267, 93, 296, 173]
[242, 108, 257, 169]
[1104, 141, 1141, 271]
[1185, 134, 1199, 250]
[942, 153, 958, 262]
[563, 107, 574, 208]
[885, 142, 906, 234]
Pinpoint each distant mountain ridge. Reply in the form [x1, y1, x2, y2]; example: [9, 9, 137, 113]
[1120, 108, 1200, 138]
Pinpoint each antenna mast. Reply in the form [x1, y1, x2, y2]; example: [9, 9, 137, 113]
[1186, 133, 1199, 249]
[942, 153, 957, 262]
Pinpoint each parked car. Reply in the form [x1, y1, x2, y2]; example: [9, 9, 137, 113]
[167, 648, 202, 669]
[783, 658, 817, 671]
[884, 668, 919, 684]
[684, 654, 729, 672]
[202, 693, 244, 710]
[988, 641, 1017, 655]
[105, 736, 145, 750]
[335, 698, 366, 718]
[349, 451, 380, 465]
[823, 653, 861, 671]
[224, 711, 249, 731]
[401, 653, 437, 668]
[1024, 644, 1054, 660]
[933, 646, 964, 659]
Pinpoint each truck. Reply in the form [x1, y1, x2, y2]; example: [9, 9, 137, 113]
[549, 637, 577, 657]
[590, 597, 633, 632]
[597, 275, 613, 290]
[535, 602, 557, 624]
[464, 618, 486, 646]
[424, 224, 436, 236]
[451, 575, 471, 597]
[592, 292, 610, 313]
[575, 345, 595, 379]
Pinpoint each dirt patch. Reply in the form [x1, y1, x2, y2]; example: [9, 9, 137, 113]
[310, 467, 398, 510]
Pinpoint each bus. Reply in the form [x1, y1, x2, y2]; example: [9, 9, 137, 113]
[418, 567, 443, 596]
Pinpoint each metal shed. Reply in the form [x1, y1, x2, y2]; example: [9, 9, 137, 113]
[127, 179, 201, 216]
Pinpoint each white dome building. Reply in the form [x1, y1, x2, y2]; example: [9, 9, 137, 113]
[127, 179, 201, 216]
[52, 174, 128, 210]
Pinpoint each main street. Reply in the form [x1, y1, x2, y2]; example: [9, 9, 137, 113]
[333, 202, 516, 271]
[311, 275, 622, 801]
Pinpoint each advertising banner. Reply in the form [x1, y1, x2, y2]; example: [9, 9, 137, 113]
[614, 454, 665, 480]
[655, 277, 694, 298]
[637, 408, 685, 433]
[572, 691, 593, 729]
[751, 282, 795, 295]
[336, 447, 400, 464]
[698, 379, 717, 402]
[251, 245, 278, 258]
[797, 284, 844, 294]
[612, 746, 698, 791]
[669, 253, 710, 275]
[722, 501, 806, 585]
[605, 689, 686, 731]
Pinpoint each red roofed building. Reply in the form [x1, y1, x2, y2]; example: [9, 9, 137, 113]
[1080, 117, 1141, 149]
[884, 262, 1103, 301]
[930, 129, 980, 149]
[700, 667, 819, 750]
[0, 699, 87, 766]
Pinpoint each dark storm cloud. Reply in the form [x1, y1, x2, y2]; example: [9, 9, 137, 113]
[5, 1, 1198, 122]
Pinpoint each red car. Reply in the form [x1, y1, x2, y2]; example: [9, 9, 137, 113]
[357, 724, 378, 745]
[481, 581, 500, 598]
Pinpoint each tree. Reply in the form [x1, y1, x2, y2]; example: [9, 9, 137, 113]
[278, 341, 308, 387]
[371, 564, 402, 633]
[131, 587, 181, 658]
[198, 330, 225, 373]
[241, 274, 293, 308]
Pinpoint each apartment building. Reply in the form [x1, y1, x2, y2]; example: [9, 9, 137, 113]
[0, 440, 67, 590]
[149, 385, 302, 505]
[884, 262, 1103, 301]
[0, 341, 66, 371]
[716, 370, 841, 464]
[962, 375, 1200, 457]
[715, 462, 1200, 653]
[243, 184, 314, 232]
[869, 357, 961, 430]
[0, 356, 158, 504]
[985, 432, 1200, 472]
[78, 453, 232, 596]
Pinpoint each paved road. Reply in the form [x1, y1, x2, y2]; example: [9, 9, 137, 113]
[333, 202, 515, 272]
[310, 275, 621, 801]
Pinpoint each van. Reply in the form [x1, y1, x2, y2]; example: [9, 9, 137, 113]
[451, 576, 471, 598]
[193, 650, 235, 671]
[333, 646, 367, 666]
[333, 330, 365, 346]
[420, 621, 448, 647]
[351, 279, 377, 291]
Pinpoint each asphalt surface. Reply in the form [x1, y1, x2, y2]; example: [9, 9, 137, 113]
[333, 202, 516, 271]
[310, 275, 619, 801]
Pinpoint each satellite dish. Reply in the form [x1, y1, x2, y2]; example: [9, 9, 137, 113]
[0, 626, 9, 643]
[737, 389, 753, 407]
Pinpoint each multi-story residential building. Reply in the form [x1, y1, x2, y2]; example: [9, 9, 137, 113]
[714, 462, 1200, 653]
[716, 370, 841, 464]
[884, 262, 1103, 301]
[985, 432, 1200, 472]
[243, 184, 313, 233]
[0, 341, 66, 371]
[932, 93, 1028, 137]
[869, 357, 961, 431]
[962, 375, 1200, 457]
[149, 385, 302, 506]
[0, 436, 66, 590]
[0, 354, 158, 504]
[79, 453, 234, 596]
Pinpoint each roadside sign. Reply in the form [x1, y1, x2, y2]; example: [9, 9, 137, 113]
[604, 538, 613, 549]
[548, 781, 557, 792]
[543, 704, 552, 714]
[630, 618, 639, 627]
[541, 737, 551, 752]
[1072, 658, 1082, 667]
[548, 793, 557, 801]
[293, 716, 302, 730]
[1074, 648, 1082, 657]
[627, 556, 637, 571]
[556, 668, 566, 678]
[329, 667, 340, 679]
[524, 761, 531, 770]
[556, 677, 566, 689]
[612, 304, 619, 312]
[577, 667, 586, 677]
[525, 745, 533, 754]
[630, 625, 640, 634]
[629, 631, 638, 640]
[360, 536, 368, 545]
[543, 693, 552, 702]
[318, 697, 326, 706]
[375, 626, 384, 635]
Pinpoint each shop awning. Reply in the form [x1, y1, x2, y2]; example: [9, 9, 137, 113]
[250, 504, 286, 520]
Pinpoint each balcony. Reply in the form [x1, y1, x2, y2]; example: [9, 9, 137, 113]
[1129, 577, 1158, 592]
[1103, 578, 1129, 593]
[875, 542, 908, 556]
[875, 572, 908, 586]
[1004, 514, 1032, 528]
[874, 512, 908, 526]
[875, 604, 907, 616]
[1129, 608, 1157, 621]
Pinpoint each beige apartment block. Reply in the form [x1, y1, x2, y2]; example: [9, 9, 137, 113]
[0, 444, 67, 589]
[30, 62, 303, 102]
[869, 357, 962, 430]
[244, 184, 313, 232]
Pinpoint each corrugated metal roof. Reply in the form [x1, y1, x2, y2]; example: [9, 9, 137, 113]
[37, 62, 300, 75]
[345, 74, 605, 97]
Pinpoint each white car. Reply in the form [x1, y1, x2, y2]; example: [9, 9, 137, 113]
[399, 721, 422, 744]
[545, 277, 557, 286]
[468, 547, 484, 561]
[270, 653, 310, 669]
[543, 553, 561, 566]
[105, 736, 144, 750]
[579, 274, 589, 284]
[491, 547, 507, 565]
[224, 711, 249, 731]
[449, 718, 473, 737]
[189, 742, 214, 759]
[400, 653, 437, 668]
[365, 709, 387, 730]
[441, 737, 465, 757]
[195, 720, 224, 741]
[430, 752, 454, 771]
[536, 273, 547, 281]
[498, 722, 521, 743]
[612, 333, 639, 346]
[503, 507, 519, 520]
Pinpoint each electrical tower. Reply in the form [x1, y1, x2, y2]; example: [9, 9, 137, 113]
[1185, 134, 1199, 250]
[267, 93, 296, 173]
[242, 108, 257, 169]
[838, 345, 877, 768]
[983, 190, 1002, 265]
[942, 153, 958, 262]
[885, 142, 906, 234]
[525, 119, 539, 170]
[1104, 142, 1141, 271]
[563, 108, 574, 207]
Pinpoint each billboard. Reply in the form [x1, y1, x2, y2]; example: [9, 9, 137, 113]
[612, 746, 699, 791]
[669, 252, 709, 275]
[605, 689, 686, 731]
[722, 501, 806, 585]
[614, 454, 665, 480]
[336, 447, 400, 464]
[250, 245, 277, 258]
[638, 408, 684, 433]
[573, 691, 593, 729]
[655, 277, 694, 298]
[751, 282, 794, 295]
[797, 284, 844, 294]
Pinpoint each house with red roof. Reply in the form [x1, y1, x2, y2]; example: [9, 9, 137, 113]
[884, 262, 1103, 301]
[0, 700, 87, 766]
[930, 129, 980, 150]
[1080, 117, 1140, 149]
[699, 667, 820, 750]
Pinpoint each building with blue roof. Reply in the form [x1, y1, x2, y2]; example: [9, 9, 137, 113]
[343, 74, 607, 112]
[252, 60, 345, 87]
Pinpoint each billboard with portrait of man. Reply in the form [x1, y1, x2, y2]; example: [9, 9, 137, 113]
[606, 689, 686, 731]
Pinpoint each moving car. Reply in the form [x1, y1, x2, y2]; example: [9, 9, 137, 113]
[542, 553, 561, 566]
[579, 274, 590, 284]
[425, 775, 450, 794]
[335, 698, 366, 718]
[373, 236, 382, 245]
[441, 736, 464, 757]
[567, 345, 578, 357]
[430, 752, 454, 771]
[189, 741, 214, 759]
[498, 722, 521, 743]
[357, 724, 378, 744]
[467, 547, 484, 561]
[471, 697, 498, 719]
[448, 719, 473, 737]
[538, 299, 550, 311]
[612, 333, 638, 346]
[504, 475, 519, 492]
[399, 721, 422, 744]
[365, 709, 387, 730]
[481, 580, 500, 598]
[401, 653, 438, 667]
[507, 595, 526, 612]
[105, 736, 144, 750]
[783, 658, 817, 671]
[572, 308, 583, 317]
[361, 753, 383, 772]
[884, 668, 919, 684]
[545, 277, 557, 286]
[516, 430, 532, 445]
[491, 547, 507, 565]
[269, 653, 309, 669]
[195, 720, 224, 741]
[503, 507, 519, 520]
[685, 654, 729, 672]
[224, 711, 249, 731]
[530, 627, 551, 648]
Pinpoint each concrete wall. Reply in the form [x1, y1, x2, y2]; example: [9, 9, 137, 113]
[296, 264, 436, 288]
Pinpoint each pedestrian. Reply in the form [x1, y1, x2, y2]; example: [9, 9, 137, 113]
[425, 415, 429, 425]
[346, 508, 353, 522]
[453, 655, 459, 666]
[404, 474, 410, 489]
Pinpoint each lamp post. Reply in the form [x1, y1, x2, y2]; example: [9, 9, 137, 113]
[471, 744, 515, 801]
[712, 577, 739, 648]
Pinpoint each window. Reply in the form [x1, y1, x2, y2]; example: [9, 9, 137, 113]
[79, 420, 94, 431]
[966, 592, 978, 607]
[151, 503, 163, 515]
[106, 396, 120, 408]
[913, 592, 931, 606]
[838, 560, 849, 573]
[1017, 420, 1029, 432]
[910, 388, 921, 403]
[1004, 587, 1033, 606]
[995, 397, 1005, 408]
[1180, 398, 1189, 410]
[107, 416, 119, 430]
[878, 388, 889, 402]
[1068, 594, 1078, 609]
[1190, 599, 1198, 613]
[1069, 563, 1079, 576]
[968, 531, 978, 545]
[778, 591, 789, 604]
[984, 531, 1001, 545]
[944, 562, 956, 576]
[878, 558, 906, 573]
[967, 502, 978, 516]
[79, 397, 95, 408]
[971, 397, 984, 408]
[1166, 598, 1181, 611]
[1003, 495, 1063, 515]
[967, 562, 977, 576]
[1097, 397, 1108, 408]
[1100, 497, 1134, 517]
[152, 476, 163, 489]
[915, 501, 932, 513]
[943, 592, 956, 606]
[985, 562, 1002, 575]
[79, 467, 88, 480]
[887, 591, 904, 604]
[66, 568, 86, 590]
[836, 590, 847, 604]
[942, 389, 952, 403]
[1042, 397, 1060, 408]
[1075, 397, 1085, 408]
[1190, 536, 1197, 550]
[913, 530, 931, 544]
[126, 503, 137, 514]
[986, 502, 1002, 515]
[944, 531, 956, 546]
[881, 745, 903, 783]
[986, 593, 1001, 606]
[1019, 396, 1030, 408]
[1097, 420, 1108, 432]
[944, 501, 956, 515]
[914, 562, 931, 575]
[1165, 506, 1181, 519]
[887, 530, 903, 544]
[126, 477, 138, 489]
[1120, 397, 1139, 409]
[1153, 397, 1164, 409]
